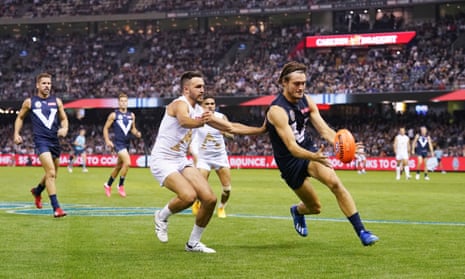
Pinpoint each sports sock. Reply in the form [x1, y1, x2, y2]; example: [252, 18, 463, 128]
[158, 205, 173, 221]
[404, 166, 410, 177]
[106, 176, 114, 187]
[49, 195, 60, 210]
[347, 212, 365, 236]
[35, 184, 46, 195]
[396, 166, 401, 177]
[119, 176, 125, 186]
[188, 224, 205, 245]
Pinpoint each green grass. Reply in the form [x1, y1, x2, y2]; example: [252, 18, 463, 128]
[1, 167, 464, 278]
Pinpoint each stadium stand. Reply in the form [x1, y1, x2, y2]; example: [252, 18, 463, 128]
[0, 1, 464, 157]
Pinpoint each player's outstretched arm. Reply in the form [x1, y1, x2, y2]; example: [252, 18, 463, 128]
[229, 121, 266, 136]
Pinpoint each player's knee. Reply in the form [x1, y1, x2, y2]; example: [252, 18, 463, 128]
[200, 194, 217, 207]
[182, 192, 198, 205]
[47, 170, 57, 179]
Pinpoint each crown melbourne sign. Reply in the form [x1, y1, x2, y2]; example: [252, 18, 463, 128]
[306, 31, 416, 48]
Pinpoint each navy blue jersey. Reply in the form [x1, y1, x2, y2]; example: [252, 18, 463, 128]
[112, 110, 134, 152]
[415, 135, 429, 157]
[30, 95, 60, 146]
[266, 94, 317, 189]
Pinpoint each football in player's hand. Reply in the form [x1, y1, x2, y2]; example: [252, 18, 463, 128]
[334, 129, 356, 163]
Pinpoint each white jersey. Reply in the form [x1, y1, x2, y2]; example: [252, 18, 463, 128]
[150, 96, 203, 185]
[193, 111, 230, 170]
[394, 134, 410, 160]
[151, 96, 203, 159]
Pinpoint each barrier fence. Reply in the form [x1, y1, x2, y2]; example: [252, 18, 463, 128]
[0, 154, 463, 172]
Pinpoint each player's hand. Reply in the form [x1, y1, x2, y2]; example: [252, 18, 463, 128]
[106, 141, 114, 150]
[312, 145, 332, 169]
[14, 134, 22, 145]
[57, 127, 68, 137]
[136, 131, 142, 138]
[200, 111, 213, 124]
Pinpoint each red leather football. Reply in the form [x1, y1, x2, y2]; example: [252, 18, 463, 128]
[334, 129, 356, 163]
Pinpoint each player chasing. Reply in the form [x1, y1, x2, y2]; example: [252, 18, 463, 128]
[150, 71, 266, 253]
[412, 126, 434, 180]
[265, 61, 379, 246]
[13, 72, 68, 218]
[393, 127, 411, 180]
[190, 95, 234, 218]
[68, 128, 88, 173]
[103, 92, 142, 197]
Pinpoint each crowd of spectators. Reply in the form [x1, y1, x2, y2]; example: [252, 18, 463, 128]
[1, 1, 464, 162]
[0, 0, 309, 18]
[1, 14, 465, 102]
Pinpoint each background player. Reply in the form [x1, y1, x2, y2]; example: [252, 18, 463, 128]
[355, 153, 366, 174]
[393, 127, 411, 180]
[191, 95, 234, 218]
[265, 61, 378, 246]
[68, 127, 88, 173]
[412, 126, 434, 180]
[13, 72, 68, 217]
[103, 92, 142, 197]
[433, 144, 446, 174]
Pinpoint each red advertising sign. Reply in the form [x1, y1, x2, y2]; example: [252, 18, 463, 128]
[0, 154, 463, 172]
[306, 31, 416, 48]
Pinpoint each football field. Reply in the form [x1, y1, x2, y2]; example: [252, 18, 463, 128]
[1, 167, 464, 278]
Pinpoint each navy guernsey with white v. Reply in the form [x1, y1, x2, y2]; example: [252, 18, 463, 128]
[31, 95, 60, 146]
[415, 135, 429, 155]
[266, 94, 317, 189]
[113, 110, 134, 152]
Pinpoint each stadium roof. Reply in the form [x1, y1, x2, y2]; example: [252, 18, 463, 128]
[431, 90, 465, 102]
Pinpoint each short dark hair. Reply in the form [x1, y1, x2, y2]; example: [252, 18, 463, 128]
[180, 71, 203, 88]
[278, 61, 307, 84]
[118, 92, 128, 99]
[36, 72, 52, 83]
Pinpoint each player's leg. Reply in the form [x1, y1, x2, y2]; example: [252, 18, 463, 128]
[67, 152, 74, 173]
[288, 179, 319, 237]
[191, 167, 210, 216]
[423, 155, 430, 180]
[154, 171, 198, 243]
[402, 158, 411, 179]
[104, 152, 123, 197]
[39, 151, 66, 217]
[115, 149, 131, 197]
[395, 159, 402, 180]
[179, 167, 217, 253]
[215, 167, 231, 218]
[416, 155, 423, 180]
[309, 161, 378, 246]
[81, 152, 88, 172]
